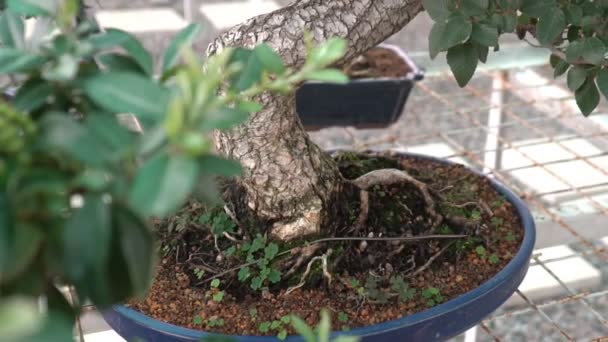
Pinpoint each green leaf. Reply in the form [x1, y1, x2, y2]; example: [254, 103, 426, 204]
[474, 43, 489, 63]
[471, 23, 498, 47]
[264, 243, 279, 260]
[428, 15, 472, 59]
[460, 0, 489, 16]
[277, 330, 288, 340]
[267, 268, 281, 283]
[259, 322, 271, 333]
[97, 53, 147, 74]
[305, 69, 349, 83]
[238, 266, 251, 281]
[42, 54, 79, 81]
[102, 29, 153, 76]
[212, 291, 224, 302]
[520, 0, 556, 18]
[580, 37, 606, 65]
[575, 78, 600, 116]
[87, 30, 130, 50]
[251, 276, 263, 290]
[199, 155, 242, 177]
[422, 0, 451, 21]
[309, 37, 347, 68]
[291, 316, 316, 342]
[162, 23, 202, 73]
[317, 310, 331, 342]
[114, 204, 157, 296]
[82, 72, 170, 119]
[270, 320, 281, 330]
[237, 100, 263, 113]
[211, 278, 220, 288]
[7, 0, 58, 16]
[502, 13, 517, 33]
[447, 43, 478, 87]
[254, 43, 285, 75]
[553, 59, 569, 78]
[229, 48, 264, 91]
[129, 153, 200, 218]
[0, 47, 46, 74]
[38, 114, 105, 166]
[63, 195, 111, 281]
[536, 8, 566, 45]
[201, 107, 249, 131]
[0, 10, 24, 48]
[12, 79, 53, 112]
[596, 69, 608, 101]
[567, 66, 587, 91]
[565, 6, 583, 25]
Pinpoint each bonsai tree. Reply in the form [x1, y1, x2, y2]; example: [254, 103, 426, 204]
[0, 0, 603, 339]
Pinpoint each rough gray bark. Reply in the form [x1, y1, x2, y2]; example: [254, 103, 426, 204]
[209, 0, 424, 241]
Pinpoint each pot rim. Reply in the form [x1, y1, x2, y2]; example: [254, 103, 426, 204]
[302, 43, 425, 85]
[107, 151, 536, 340]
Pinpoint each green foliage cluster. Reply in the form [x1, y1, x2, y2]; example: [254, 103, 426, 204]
[238, 234, 282, 290]
[258, 315, 291, 340]
[423, 0, 608, 115]
[421, 287, 444, 307]
[350, 275, 417, 304]
[0, 0, 348, 339]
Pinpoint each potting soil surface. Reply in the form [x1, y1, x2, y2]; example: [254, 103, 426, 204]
[128, 153, 523, 336]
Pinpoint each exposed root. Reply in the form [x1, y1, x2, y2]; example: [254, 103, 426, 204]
[285, 249, 333, 296]
[351, 168, 443, 232]
[284, 244, 321, 278]
[445, 201, 478, 209]
[348, 190, 369, 234]
[222, 231, 240, 243]
[479, 199, 494, 217]
[408, 242, 454, 278]
[444, 200, 493, 218]
[223, 204, 250, 240]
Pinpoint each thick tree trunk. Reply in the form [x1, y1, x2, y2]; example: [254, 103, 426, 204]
[208, 0, 423, 241]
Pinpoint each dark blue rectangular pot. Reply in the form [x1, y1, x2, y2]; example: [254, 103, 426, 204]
[295, 44, 424, 131]
[102, 152, 536, 342]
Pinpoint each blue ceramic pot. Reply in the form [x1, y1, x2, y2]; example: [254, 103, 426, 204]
[103, 153, 536, 342]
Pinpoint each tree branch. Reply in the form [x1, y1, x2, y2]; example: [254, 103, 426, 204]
[207, 0, 424, 67]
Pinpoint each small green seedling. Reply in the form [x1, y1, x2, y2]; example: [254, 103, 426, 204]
[249, 308, 258, 319]
[505, 232, 516, 242]
[422, 287, 444, 307]
[207, 317, 225, 327]
[194, 268, 205, 280]
[212, 291, 224, 302]
[259, 321, 271, 333]
[490, 217, 504, 227]
[475, 245, 486, 258]
[390, 276, 416, 302]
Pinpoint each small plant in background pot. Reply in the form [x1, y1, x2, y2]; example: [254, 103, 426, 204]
[2, 0, 603, 341]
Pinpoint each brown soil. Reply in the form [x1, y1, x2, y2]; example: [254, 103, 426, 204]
[343, 47, 412, 79]
[128, 152, 523, 337]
